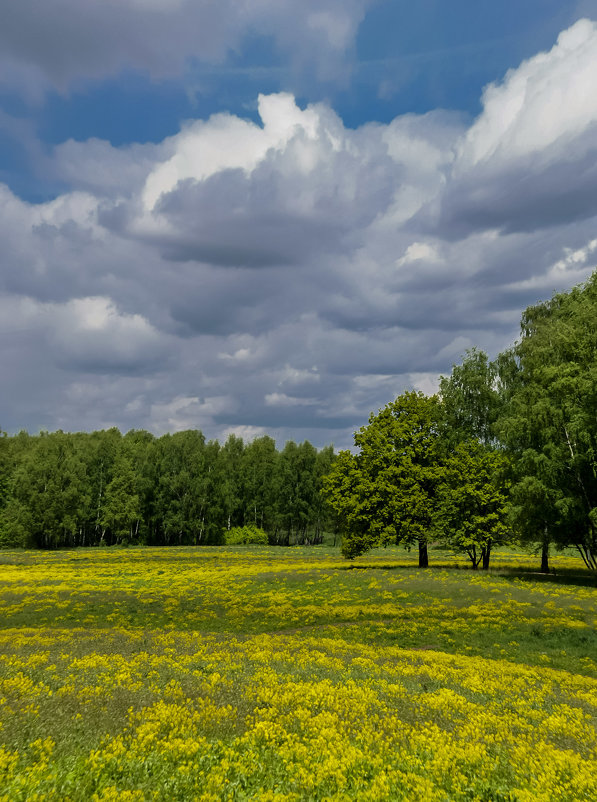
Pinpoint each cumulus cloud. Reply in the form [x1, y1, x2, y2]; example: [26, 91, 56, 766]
[433, 19, 597, 236]
[51, 297, 172, 372]
[0, 0, 373, 97]
[112, 93, 405, 277]
[142, 94, 321, 210]
[460, 20, 597, 167]
[3, 19, 597, 447]
[149, 394, 236, 433]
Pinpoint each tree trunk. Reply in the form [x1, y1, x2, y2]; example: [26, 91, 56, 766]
[541, 537, 550, 573]
[418, 538, 429, 568]
[482, 545, 491, 570]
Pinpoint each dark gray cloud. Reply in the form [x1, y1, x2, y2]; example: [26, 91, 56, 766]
[167, 267, 298, 336]
[0, 0, 373, 96]
[433, 133, 597, 239]
[149, 148, 399, 267]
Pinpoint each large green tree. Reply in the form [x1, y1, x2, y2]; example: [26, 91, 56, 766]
[439, 347, 501, 448]
[323, 391, 443, 565]
[434, 439, 510, 569]
[496, 272, 597, 570]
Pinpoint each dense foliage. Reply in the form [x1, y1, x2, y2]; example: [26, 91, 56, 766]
[323, 393, 444, 565]
[323, 391, 511, 568]
[496, 273, 597, 570]
[0, 430, 335, 549]
[223, 524, 269, 545]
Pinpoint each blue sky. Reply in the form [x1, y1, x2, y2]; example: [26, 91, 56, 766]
[1, 1, 597, 446]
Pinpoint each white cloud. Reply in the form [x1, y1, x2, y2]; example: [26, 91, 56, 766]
[0, 295, 170, 373]
[142, 93, 321, 210]
[121, 94, 415, 272]
[396, 242, 442, 267]
[223, 424, 268, 441]
[265, 393, 317, 407]
[551, 237, 597, 274]
[409, 372, 441, 396]
[277, 365, 321, 386]
[459, 19, 597, 169]
[503, 236, 597, 293]
[218, 348, 253, 362]
[149, 394, 236, 433]
[436, 19, 597, 237]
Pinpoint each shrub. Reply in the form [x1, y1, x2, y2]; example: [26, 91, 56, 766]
[223, 525, 268, 546]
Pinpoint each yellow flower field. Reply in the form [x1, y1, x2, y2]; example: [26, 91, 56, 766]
[0, 546, 595, 800]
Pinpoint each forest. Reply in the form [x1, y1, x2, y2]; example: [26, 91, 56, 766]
[2, 271, 597, 570]
[0, 429, 335, 549]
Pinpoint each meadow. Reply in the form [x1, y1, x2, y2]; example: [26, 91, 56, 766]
[0, 545, 595, 801]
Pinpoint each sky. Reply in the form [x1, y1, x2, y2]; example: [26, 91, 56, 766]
[2, 0, 597, 449]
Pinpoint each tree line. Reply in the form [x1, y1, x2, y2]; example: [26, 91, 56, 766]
[0, 429, 335, 549]
[323, 270, 597, 572]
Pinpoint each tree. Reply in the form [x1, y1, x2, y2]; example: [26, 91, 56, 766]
[323, 391, 443, 565]
[275, 441, 320, 544]
[100, 456, 142, 544]
[0, 430, 14, 546]
[154, 430, 207, 545]
[123, 429, 157, 543]
[219, 435, 245, 532]
[313, 445, 336, 544]
[434, 440, 510, 569]
[242, 436, 278, 533]
[7, 431, 90, 548]
[84, 428, 122, 545]
[496, 273, 597, 571]
[439, 347, 501, 448]
[0, 430, 9, 510]
[0, 426, 336, 551]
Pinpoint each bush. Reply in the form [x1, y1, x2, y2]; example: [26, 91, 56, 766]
[223, 525, 268, 546]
